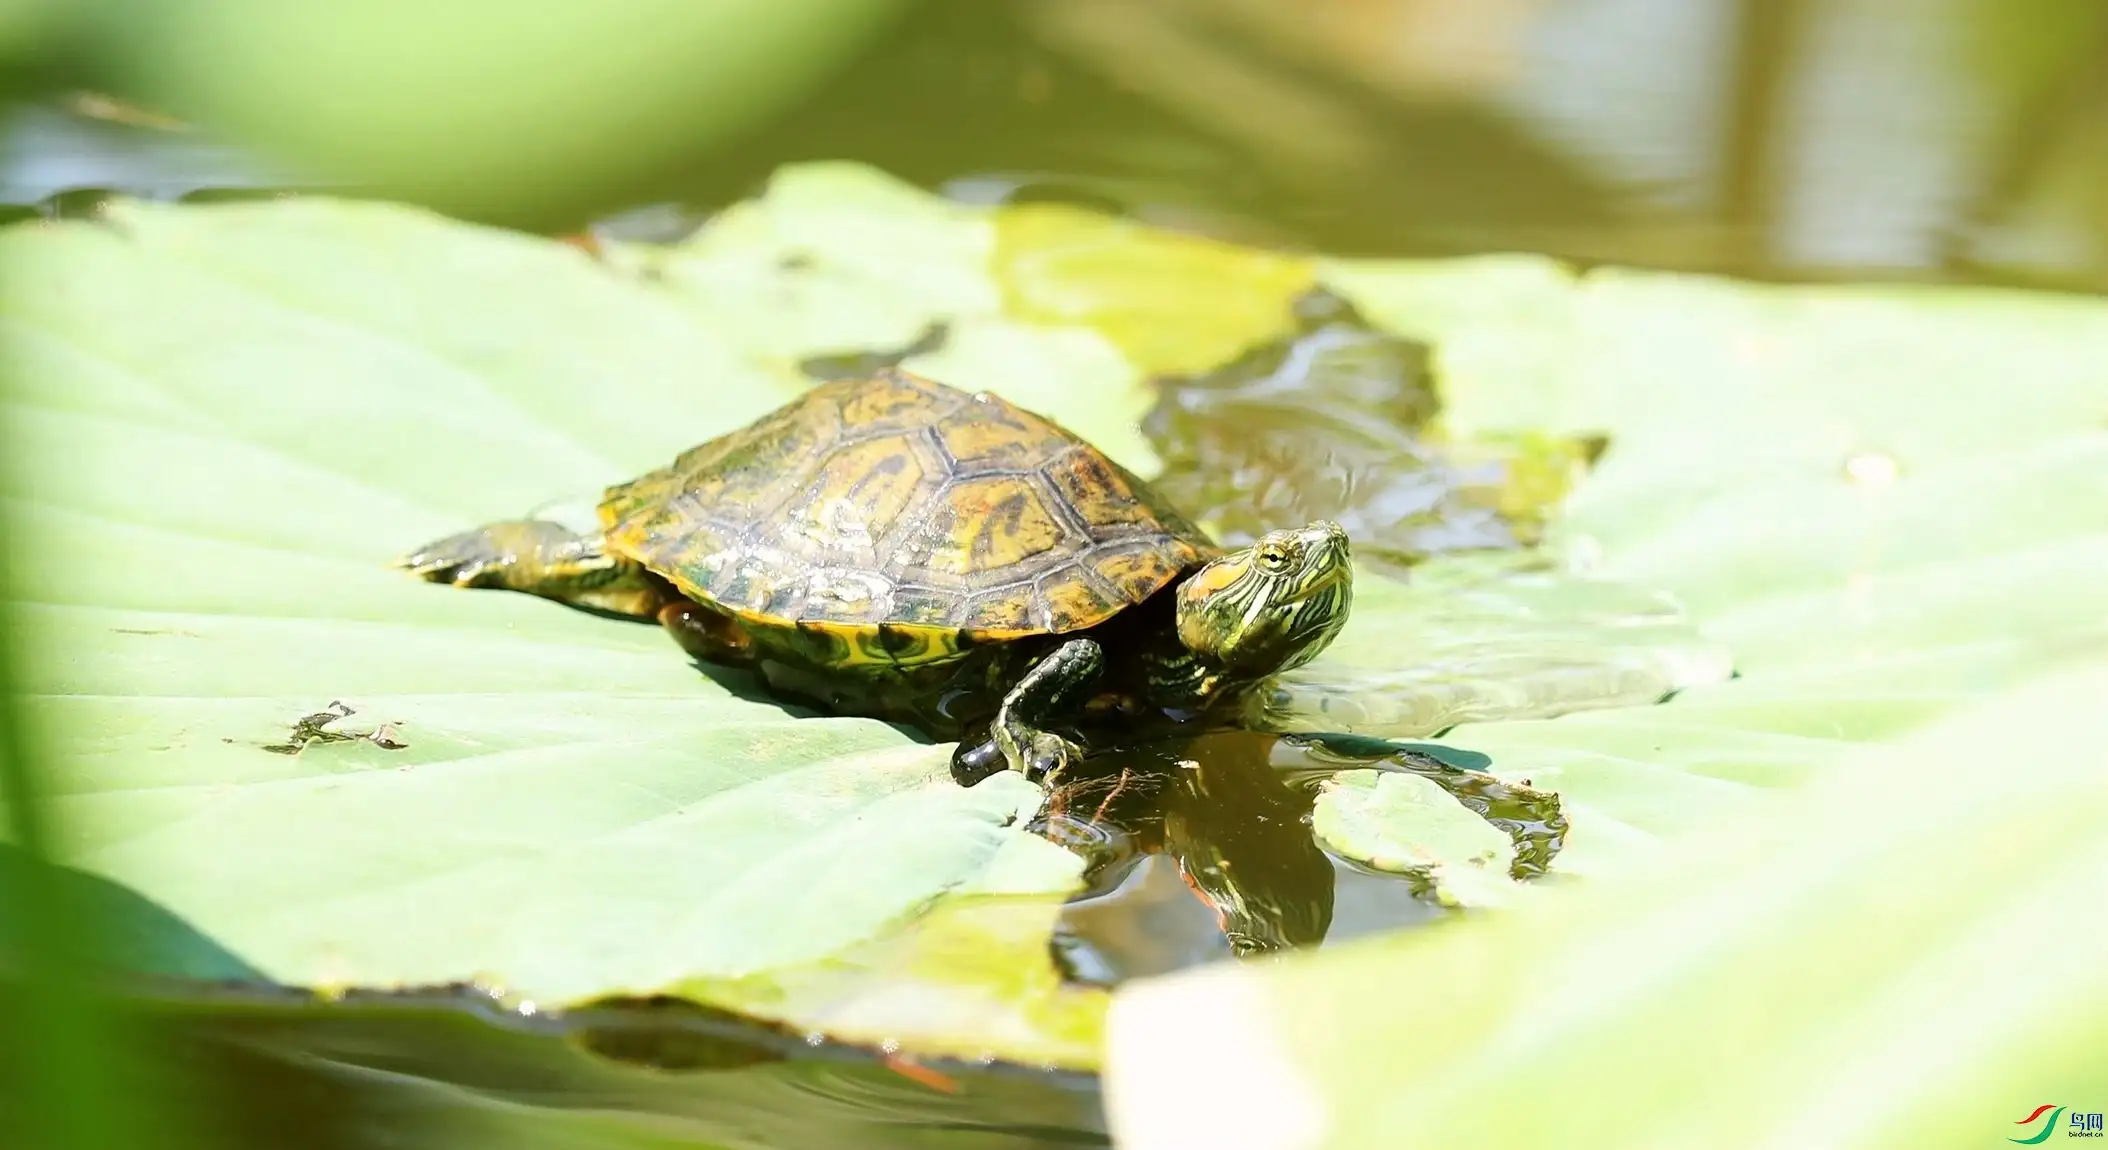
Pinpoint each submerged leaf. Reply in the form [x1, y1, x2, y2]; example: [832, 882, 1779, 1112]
[1142, 287, 1603, 568]
[1311, 770, 1523, 908]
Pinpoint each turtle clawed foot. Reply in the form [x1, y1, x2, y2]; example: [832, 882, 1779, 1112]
[950, 732, 1007, 787]
[393, 520, 589, 588]
[950, 729, 1087, 788]
[392, 530, 518, 587]
[1021, 732, 1085, 787]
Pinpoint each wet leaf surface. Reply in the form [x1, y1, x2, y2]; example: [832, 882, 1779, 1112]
[1141, 286, 1603, 570]
[1253, 551, 1732, 740]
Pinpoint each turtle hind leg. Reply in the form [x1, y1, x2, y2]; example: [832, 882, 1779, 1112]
[657, 599, 757, 667]
[393, 518, 669, 619]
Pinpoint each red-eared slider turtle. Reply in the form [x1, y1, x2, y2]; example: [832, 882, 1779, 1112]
[395, 370, 1354, 786]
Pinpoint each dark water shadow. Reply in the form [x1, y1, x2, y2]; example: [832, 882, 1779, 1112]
[0, 979, 1109, 1150]
[564, 602, 943, 748]
[555, 604, 824, 722]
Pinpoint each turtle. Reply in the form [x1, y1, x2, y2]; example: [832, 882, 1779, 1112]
[394, 369, 1354, 786]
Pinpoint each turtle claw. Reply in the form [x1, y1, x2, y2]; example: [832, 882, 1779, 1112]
[393, 520, 594, 588]
[393, 519, 667, 619]
[1021, 731, 1085, 786]
[950, 731, 1007, 787]
[393, 532, 515, 587]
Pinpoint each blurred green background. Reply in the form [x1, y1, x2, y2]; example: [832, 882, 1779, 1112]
[2, 0, 2104, 289]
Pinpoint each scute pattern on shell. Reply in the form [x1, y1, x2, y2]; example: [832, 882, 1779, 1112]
[599, 370, 1216, 637]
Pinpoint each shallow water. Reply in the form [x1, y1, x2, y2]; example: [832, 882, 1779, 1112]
[1043, 729, 1565, 984]
[0, 980, 1112, 1150]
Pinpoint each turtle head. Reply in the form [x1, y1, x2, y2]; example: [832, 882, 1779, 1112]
[1175, 521, 1353, 678]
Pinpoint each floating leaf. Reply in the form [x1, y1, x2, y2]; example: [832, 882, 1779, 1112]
[1311, 770, 1524, 908]
[991, 202, 1317, 375]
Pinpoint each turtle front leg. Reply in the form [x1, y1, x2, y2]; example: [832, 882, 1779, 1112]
[394, 519, 669, 618]
[987, 637, 1104, 787]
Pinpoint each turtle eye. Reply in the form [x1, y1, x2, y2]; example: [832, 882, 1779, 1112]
[1254, 544, 1293, 573]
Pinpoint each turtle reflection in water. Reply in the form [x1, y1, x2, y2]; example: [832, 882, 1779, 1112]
[1037, 732, 1339, 971]
[1041, 731, 1569, 977]
[396, 370, 1354, 787]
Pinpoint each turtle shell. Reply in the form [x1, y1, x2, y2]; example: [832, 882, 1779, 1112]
[598, 370, 1216, 639]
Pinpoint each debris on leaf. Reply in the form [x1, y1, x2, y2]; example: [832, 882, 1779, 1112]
[882, 1054, 963, 1094]
[261, 701, 407, 755]
[66, 91, 192, 132]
